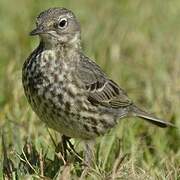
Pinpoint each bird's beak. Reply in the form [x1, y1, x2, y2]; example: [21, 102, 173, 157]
[29, 25, 45, 36]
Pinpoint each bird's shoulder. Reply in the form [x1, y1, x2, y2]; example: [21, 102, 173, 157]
[76, 54, 133, 108]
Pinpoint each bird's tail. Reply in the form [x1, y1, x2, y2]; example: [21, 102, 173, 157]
[129, 105, 174, 128]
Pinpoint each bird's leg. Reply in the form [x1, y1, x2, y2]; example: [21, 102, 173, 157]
[84, 140, 95, 167]
[61, 135, 81, 162]
[61, 135, 71, 161]
[80, 140, 95, 178]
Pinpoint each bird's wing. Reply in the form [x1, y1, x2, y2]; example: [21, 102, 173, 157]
[77, 55, 133, 108]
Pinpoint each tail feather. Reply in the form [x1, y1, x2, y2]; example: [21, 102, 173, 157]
[130, 105, 174, 128]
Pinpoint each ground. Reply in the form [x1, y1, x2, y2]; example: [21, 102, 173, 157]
[0, 0, 179, 179]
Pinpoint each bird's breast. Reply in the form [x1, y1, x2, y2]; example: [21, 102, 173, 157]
[23, 50, 84, 114]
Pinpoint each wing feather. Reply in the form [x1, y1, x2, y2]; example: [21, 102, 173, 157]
[77, 55, 132, 108]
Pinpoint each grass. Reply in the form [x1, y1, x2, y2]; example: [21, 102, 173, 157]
[0, 0, 180, 179]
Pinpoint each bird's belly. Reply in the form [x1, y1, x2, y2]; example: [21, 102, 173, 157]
[26, 82, 117, 139]
[23, 55, 117, 139]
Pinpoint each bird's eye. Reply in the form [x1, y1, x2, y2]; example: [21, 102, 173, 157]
[58, 18, 67, 29]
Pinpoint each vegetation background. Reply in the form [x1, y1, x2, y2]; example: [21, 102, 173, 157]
[0, 0, 179, 179]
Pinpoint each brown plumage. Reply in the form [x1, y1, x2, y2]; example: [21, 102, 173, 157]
[22, 8, 173, 158]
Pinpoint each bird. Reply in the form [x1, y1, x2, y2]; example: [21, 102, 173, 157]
[22, 7, 173, 162]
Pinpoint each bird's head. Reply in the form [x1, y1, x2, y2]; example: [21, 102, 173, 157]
[30, 8, 81, 49]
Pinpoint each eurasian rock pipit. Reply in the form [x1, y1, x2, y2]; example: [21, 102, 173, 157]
[22, 7, 173, 162]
